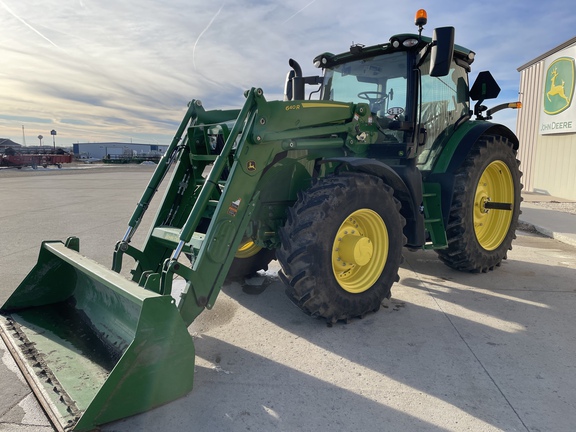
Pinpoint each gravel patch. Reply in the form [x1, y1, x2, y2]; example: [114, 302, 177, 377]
[526, 200, 576, 215]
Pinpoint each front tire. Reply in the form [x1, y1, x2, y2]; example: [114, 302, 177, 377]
[437, 135, 522, 272]
[277, 172, 406, 323]
[227, 239, 276, 279]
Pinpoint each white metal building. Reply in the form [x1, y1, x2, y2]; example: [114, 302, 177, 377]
[72, 142, 168, 160]
[516, 36, 576, 200]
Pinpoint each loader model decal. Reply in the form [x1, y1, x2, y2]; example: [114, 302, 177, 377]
[228, 198, 241, 217]
[543, 57, 575, 115]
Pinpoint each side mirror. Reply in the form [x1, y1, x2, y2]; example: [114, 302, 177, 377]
[429, 27, 455, 77]
[469, 71, 501, 118]
[469, 71, 501, 101]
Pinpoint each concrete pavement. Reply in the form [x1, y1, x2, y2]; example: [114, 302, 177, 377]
[519, 192, 576, 248]
[1, 167, 575, 432]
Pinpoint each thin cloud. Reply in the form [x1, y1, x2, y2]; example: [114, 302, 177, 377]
[193, 4, 224, 71]
[1, 0, 574, 145]
[283, 0, 318, 23]
[0, 0, 61, 49]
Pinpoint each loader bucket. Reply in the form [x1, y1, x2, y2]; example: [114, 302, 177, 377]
[0, 238, 196, 431]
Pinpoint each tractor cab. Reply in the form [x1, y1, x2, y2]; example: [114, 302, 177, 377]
[312, 28, 474, 164]
[285, 10, 478, 164]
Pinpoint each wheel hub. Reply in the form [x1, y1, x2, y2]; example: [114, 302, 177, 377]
[479, 196, 491, 214]
[338, 235, 374, 266]
[331, 209, 388, 294]
[473, 160, 514, 251]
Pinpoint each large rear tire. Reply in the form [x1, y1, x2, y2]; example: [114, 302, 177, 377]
[437, 135, 522, 272]
[277, 172, 406, 323]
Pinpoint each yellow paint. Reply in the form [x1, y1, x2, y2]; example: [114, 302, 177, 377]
[473, 160, 514, 251]
[301, 102, 349, 109]
[331, 209, 388, 293]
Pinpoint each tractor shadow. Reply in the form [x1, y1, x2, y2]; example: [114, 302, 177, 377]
[109, 334, 455, 432]
[212, 230, 576, 431]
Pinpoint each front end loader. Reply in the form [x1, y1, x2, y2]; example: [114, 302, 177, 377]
[0, 10, 522, 431]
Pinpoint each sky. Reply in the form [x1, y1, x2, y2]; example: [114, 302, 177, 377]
[1, 0, 574, 147]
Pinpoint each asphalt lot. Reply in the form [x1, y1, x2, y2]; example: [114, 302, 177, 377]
[1, 165, 575, 432]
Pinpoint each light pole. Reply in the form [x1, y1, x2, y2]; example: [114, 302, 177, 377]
[50, 130, 57, 150]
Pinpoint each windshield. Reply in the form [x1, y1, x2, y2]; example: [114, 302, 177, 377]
[321, 52, 408, 119]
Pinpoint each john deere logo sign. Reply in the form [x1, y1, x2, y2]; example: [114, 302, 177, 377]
[544, 57, 574, 115]
[540, 49, 576, 135]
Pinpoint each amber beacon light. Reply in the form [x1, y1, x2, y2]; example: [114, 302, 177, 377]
[414, 9, 428, 27]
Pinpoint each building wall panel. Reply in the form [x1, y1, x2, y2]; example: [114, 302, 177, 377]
[533, 133, 576, 199]
[516, 62, 543, 193]
[516, 38, 576, 200]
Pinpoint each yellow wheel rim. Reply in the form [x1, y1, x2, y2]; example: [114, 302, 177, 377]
[331, 209, 388, 293]
[474, 160, 514, 251]
[235, 240, 262, 259]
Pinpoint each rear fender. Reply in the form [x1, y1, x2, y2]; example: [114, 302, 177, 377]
[426, 121, 519, 226]
[431, 121, 518, 175]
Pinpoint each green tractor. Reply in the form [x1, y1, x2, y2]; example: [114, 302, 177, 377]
[0, 10, 521, 431]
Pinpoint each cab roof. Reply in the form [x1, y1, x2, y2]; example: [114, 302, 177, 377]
[314, 32, 474, 70]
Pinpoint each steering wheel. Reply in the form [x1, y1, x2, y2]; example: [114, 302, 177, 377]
[357, 91, 388, 105]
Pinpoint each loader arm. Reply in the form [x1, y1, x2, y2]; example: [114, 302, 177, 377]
[112, 88, 377, 327]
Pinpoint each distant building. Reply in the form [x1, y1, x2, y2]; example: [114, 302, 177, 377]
[517, 36, 576, 200]
[0, 138, 22, 152]
[72, 142, 168, 160]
